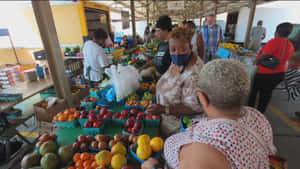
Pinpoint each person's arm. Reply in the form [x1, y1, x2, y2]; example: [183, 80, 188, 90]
[145, 103, 200, 117]
[253, 39, 278, 65]
[197, 34, 205, 59]
[250, 27, 254, 40]
[179, 143, 231, 169]
[98, 47, 110, 69]
[262, 28, 266, 40]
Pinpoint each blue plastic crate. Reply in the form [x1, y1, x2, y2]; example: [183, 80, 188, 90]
[130, 145, 162, 163]
[216, 47, 230, 59]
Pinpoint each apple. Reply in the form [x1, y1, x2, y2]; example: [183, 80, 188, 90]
[89, 114, 96, 122]
[119, 115, 126, 120]
[112, 113, 120, 119]
[137, 112, 143, 116]
[87, 135, 93, 143]
[121, 135, 128, 142]
[145, 115, 152, 120]
[130, 116, 135, 120]
[98, 141, 107, 149]
[98, 135, 107, 142]
[89, 110, 96, 115]
[81, 110, 88, 115]
[72, 142, 80, 150]
[131, 127, 139, 134]
[84, 121, 92, 128]
[39, 133, 50, 142]
[130, 109, 138, 115]
[80, 142, 88, 150]
[121, 110, 129, 116]
[127, 128, 132, 133]
[133, 121, 142, 129]
[78, 135, 87, 143]
[103, 114, 110, 119]
[106, 111, 113, 116]
[91, 141, 98, 148]
[100, 108, 107, 115]
[136, 115, 143, 120]
[152, 115, 160, 120]
[97, 114, 104, 120]
[79, 114, 87, 119]
[114, 134, 122, 142]
[126, 119, 134, 128]
[83, 98, 89, 102]
[94, 121, 103, 128]
[109, 140, 117, 147]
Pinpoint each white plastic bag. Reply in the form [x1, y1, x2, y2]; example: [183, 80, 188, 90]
[45, 97, 57, 109]
[105, 64, 140, 101]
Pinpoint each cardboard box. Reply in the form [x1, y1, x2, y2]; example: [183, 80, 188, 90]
[34, 99, 67, 123]
[72, 86, 89, 106]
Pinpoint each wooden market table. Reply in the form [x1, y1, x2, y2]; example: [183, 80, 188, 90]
[0, 77, 53, 163]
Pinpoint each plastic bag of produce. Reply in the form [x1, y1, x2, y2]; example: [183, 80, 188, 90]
[105, 87, 116, 102]
[105, 64, 140, 101]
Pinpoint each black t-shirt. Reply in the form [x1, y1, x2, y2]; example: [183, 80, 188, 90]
[154, 41, 171, 74]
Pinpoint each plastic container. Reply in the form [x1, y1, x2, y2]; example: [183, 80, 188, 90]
[122, 124, 143, 136]
[216, 47, 230, 59]
[130, 144, 162, 163]
[83, 125, 105, 136]
[180, 116, 194, 132]
[53, 120, 78, 128]
[78, 118, 89, 128]
[81, 97, 96, 111]
[112, 118, 127, 126]
[145, 119, 160, 127]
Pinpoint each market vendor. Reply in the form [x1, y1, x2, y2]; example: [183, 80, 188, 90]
[139, 15, 173, 75]
[185, 20, 205, 60]
[120, 35, 130, 49]
[145, 27, 204, 136]
[142, 59, 276, 169]
[83, 28, 110, 88]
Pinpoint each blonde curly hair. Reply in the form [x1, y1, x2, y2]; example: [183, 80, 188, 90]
[198, 59, 250, 109]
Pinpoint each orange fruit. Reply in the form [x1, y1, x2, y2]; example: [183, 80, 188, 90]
[68, 115, 76, 121]
[90, 154, 96, 160]
[58, 116, 65, 122]
[74, 111, 80, 118]
[71, 108, 77, 113]
[54, 116, 59, 121]
[64, 109, 72, 115]
[73, 153, 81, 162]
[76, 167, 84, 169]
[68, 166, 75, 169]
[80, 152, 90, 161]
[83, 160, 92, 168]
[84, 166, 91, 169]
[91, 161, 98, 168]
[75, 160, 83, 168]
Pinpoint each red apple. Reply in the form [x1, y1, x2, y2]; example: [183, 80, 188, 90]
[121, 110, 129, 116]
[83, 98, 89, 102]
[106, 111, 113, 116]
[93, 121, 102, 128]
[72, 142, 80, 150]
[79, 114, 87, 119]
[77, 135, 87, 143]
[132, 127, 139, 134]
[119, 115, 126, 120]
[130, 109, 138, 115]
[84, 121, 93, 128]
[126, 119, 134, 128]
[127, 128, 132, 133]
[80, 142, 88, 150]
[133, 121, 142, 129]
[130, 116, 135, 120]
[103, 114, 110, 119]
[145, 115, 152, 120]
[89, 110, 96, 115]
[89, 114, 96, 122]
[137, 112, 143, 116]
[152, 115, 161, 120]
[98, 141, 107, 149]
[97, 114, 104, 121]
[136, 115, 143, 120]
[100, 108, 107, 115]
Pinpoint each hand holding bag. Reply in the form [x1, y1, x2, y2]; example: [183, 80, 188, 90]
[259, 39, 288, 69]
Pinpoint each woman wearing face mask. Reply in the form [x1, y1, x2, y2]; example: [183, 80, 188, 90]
[145, 27, 204, 136]
[142, 60, 276, 169]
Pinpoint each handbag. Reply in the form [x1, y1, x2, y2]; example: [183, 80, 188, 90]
[259, 39, 288, 69]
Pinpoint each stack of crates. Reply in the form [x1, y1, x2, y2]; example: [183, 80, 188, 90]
[0, 68, 15, 89]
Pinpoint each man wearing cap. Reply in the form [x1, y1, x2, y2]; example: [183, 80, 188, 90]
[200, 14, 223, 63]
[249, 20, 266, 53]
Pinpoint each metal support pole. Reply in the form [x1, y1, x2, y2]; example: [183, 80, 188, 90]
[146, 0, 149, 25]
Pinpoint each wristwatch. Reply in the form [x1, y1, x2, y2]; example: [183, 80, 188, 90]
[165, 106, 170, 115]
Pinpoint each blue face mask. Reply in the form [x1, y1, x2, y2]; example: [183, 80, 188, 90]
[171, 53, 192, 73]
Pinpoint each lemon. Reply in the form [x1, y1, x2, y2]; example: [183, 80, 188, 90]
[136, 145, 152, 160]
[150, 137, 164, 152]
[95, 150, 112, 167]
[137, 135, 150, 146]
[111, 142, 127, 155]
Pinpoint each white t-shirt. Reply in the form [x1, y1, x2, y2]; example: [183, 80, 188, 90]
[83, 40, 108, 81]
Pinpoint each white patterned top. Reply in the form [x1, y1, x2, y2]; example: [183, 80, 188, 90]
[164, 107, 277, 169]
